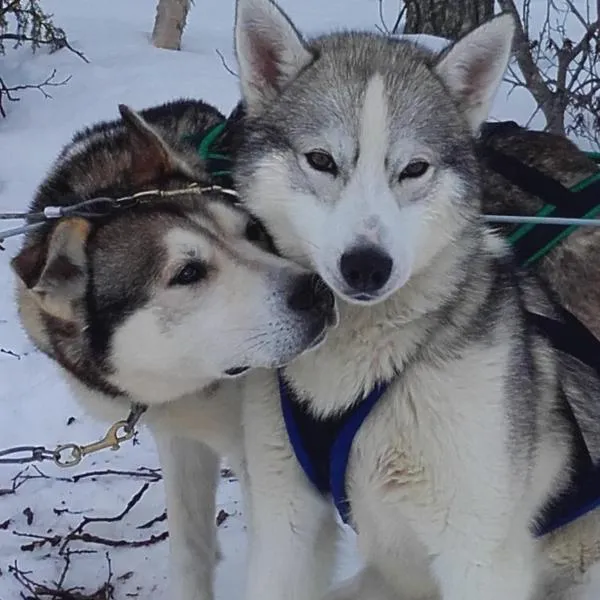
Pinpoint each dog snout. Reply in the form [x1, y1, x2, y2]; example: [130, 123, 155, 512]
[287, 273, 335, 317]
[340, 246, 393, 294]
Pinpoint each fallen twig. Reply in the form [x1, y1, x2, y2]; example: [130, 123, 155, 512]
[0, 465, 66, 497]
[216, 509, 229, 527]
[67, 530, 168, 549]
[9, 552, 115, 599]
[0, 347, 21, 359]
[13, 531, 62, 552]
[59, 483, 151, 554]
[70, 468, 162, 484]
[137, 510, 167, 530]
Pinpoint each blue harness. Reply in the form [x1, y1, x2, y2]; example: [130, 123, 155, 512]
[278, 371, 390, 523]
[278, 306, 600, 537]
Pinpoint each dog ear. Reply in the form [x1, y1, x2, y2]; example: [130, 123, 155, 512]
[435, 13, 515, 133]
[11, 217, 91, 321]
[118, 104, 182, 182]
[234, 0, 314, 115]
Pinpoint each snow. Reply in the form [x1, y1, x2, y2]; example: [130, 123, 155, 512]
[0, 0, 595, 598]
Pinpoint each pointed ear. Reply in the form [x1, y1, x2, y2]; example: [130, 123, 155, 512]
[234, 0, 314, 115]
[11, 218, 91, 321]
[435, 13, 515, 133]
[118, 104, 182, 182]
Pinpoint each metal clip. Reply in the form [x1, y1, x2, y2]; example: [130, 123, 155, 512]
[53, 420, 135, 468]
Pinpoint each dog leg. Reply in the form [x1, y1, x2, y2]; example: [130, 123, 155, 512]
[430, 530, 538, 600]
[242, 373, 338, 600]
[324, 566, 400, 600]
[244, 465, 337, 600]
[155, 433, 220, 600]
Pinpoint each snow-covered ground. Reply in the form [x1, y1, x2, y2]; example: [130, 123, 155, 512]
[0, 0, 594, 598]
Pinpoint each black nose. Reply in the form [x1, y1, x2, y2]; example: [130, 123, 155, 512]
[287, 274, 335, 315]
[340, 246, 393, 293]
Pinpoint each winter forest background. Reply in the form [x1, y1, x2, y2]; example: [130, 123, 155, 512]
[2, 0, 599, 144]
[0, 0, 599, 598]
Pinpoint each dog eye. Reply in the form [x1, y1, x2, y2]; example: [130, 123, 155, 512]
[170, 262, 207, 286]
[398, 160, 430, 181]
[305, 150, 337, 175]
[245, 218, 277, 254]
[245, 219, 268, 244]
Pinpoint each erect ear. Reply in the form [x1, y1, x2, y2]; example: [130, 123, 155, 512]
[234, 0, 314, 115]
[118, 104, 185, 182]
[435, 13, 515, 133]
[11, 217, 91, 321]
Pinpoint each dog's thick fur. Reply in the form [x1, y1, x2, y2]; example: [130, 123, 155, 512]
[231, 1, 600, 599]
[11, 98, 337, 600]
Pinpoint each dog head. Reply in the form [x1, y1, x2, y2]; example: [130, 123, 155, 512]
[12, 102, 336, 405]
[234, 0, 515, 304]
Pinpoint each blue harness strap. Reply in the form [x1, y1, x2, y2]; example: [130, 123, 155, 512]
[278, 370, 390, 523]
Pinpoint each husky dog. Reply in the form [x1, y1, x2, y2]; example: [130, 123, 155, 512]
[10, 98, 337, 600]
[231, 1, 600, 599]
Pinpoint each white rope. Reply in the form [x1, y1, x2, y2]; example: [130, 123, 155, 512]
[485, 215, 600, 227]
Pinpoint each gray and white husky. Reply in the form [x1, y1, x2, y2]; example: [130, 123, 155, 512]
[10, 98, 337, 600]
[231, 0, 600, 599]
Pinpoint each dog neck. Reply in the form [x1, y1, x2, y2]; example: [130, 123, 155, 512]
[285, 223, 502, 417]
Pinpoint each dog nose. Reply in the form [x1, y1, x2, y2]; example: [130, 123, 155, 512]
[340, 246, 393, 293]
[287, 274, 335, 315]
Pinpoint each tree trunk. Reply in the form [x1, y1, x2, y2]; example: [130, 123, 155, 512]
[151, 0, 190, 51]
[403, 0, 494, 39]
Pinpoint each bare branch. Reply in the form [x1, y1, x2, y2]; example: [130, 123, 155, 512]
[137, 510, 167, 530]
[497, 0, 554, 106]
[59, 483, 151, 554]
[70, 467, 162, 483]
[376, 0, 405, 35]
[0, 70, 71, 118]
[565, 0, 594, 29]
[0, 347, 21, 359]
[215, 48, 238, 78]
[9, 553, 115, 600]
[386, 0, 599, 142]
[0, 32, 88, 62]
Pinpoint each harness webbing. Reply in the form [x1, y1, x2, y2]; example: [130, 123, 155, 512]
[278, 371, 390, 523]
[478, 126, 600, 266]
[482, 149, 600, 266]
[183, 121, 234, 181]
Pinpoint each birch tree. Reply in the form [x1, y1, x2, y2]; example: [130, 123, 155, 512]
[152, 0, 191, 51]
